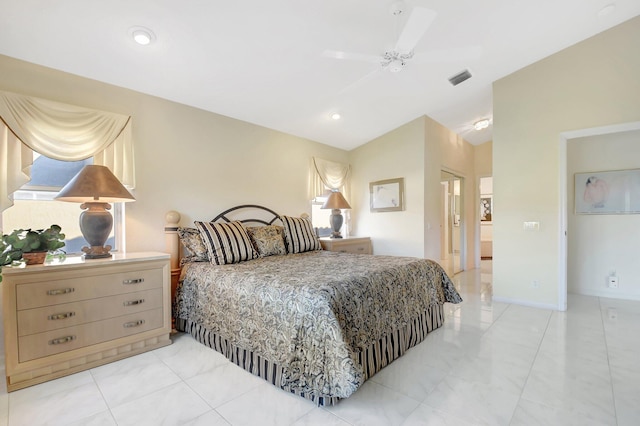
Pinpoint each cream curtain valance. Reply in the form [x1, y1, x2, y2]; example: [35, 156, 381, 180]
[0, 91, 135, 213]
[310, 157, 351, 201]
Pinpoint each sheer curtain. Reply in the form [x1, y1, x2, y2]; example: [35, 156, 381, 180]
[310, 157, 351, 201]
[0, 91, 135, 213]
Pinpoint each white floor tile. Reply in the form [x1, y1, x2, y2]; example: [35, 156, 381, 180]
[110, 382, 211, 426]
[369, 348, 447, 401]
[422, 375, 521, 426]
[8, 381, 108, 426]
[292, 407, 352, 426]
[402, 403, 476, 426]
[67, 410, 117, 426]
[325, 380, 421, 426]
[155, 333, 229, 379]
[91, 351, 182, 408]
[182, 410, 231, 426]
[215, 383, 315, 426]
[185, 362, 265, 408]
[511, 398, 616, 426]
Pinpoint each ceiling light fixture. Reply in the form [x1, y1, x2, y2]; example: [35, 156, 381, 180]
[129, 26, 155, 45]
[474, 119, 490, 131]
[330, 113, 341, 120]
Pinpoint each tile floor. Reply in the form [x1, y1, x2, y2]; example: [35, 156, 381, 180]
[1, 261, 638, 425]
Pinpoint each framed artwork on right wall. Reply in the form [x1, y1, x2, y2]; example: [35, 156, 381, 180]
[575, 169, 640, 214]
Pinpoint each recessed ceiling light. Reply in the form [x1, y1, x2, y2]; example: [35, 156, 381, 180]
[330, 113, 341, 120]
[474, 119, 490, 131]
[129, 26, 155, 45]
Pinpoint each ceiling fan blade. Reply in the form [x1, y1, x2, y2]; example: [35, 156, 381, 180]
[322, 49, 381, 63]
[412, 46, 483, 63]
[394, 7, 437, 53]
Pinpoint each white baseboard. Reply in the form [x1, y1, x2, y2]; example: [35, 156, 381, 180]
[492, 296, 562, 311]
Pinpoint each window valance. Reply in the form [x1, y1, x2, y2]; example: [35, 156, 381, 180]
[310, 157, 351, 201]
[0, 91, 135, 213]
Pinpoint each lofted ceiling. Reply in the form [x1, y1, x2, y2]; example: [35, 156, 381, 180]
[0, 0, 638, 151]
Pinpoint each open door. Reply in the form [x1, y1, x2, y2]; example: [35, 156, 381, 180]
[441, 171, 464, 274]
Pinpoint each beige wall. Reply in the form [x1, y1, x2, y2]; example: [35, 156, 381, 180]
[475, 141, 493, 177]
[0, 54, 349, 254]
[567, 130, 640, 300]
[349, 116, 478, 266]
[493, 16, 640, 309]
[349, 117, 426, 257]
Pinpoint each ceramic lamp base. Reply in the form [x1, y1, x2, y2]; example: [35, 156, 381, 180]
[329, 209, 344, 238]
[79, 202, 114, 260]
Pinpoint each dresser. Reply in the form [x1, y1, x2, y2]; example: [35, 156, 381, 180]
[319, 236, 373, 254]
[2, 252, 172, 392]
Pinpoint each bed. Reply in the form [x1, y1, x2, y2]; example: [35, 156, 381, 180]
[166, 205, 462, 405]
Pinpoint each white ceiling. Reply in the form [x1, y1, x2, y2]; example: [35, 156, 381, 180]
[1, 0, 638, 151]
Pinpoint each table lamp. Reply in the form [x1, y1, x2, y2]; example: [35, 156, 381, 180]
[55, 165, 135, 259]
[321, 191, 351, 238]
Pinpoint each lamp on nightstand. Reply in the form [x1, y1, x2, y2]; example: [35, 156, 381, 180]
[321, 190, 351, 239]
[55, 165, 135, 259]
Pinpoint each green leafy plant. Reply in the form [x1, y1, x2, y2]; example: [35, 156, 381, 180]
[0, 225, 66, 283]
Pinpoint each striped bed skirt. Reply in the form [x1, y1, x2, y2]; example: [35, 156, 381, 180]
[175, 303, 445, 405]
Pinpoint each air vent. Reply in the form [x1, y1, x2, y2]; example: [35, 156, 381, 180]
[448, 69, 472, 86]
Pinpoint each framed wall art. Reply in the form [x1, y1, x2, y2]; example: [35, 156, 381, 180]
[480, 196, 492, 222]
[370, 177, 404, 212]
[575, 169, 640, 214]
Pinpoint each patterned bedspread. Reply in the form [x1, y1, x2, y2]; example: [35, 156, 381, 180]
[174, 250, 462, 401]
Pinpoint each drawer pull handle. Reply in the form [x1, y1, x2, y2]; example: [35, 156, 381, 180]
[123, 278, 144, 285]
[47, 288, 75, 296]
[48, 312, 76, 320]
[49, 335, 76, 345]
[123, 299, 145, 306]
[123, 319, 145, 328]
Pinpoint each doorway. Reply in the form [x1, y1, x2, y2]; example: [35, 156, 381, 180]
[441, 171, 464, 275]
[479, 176, 493, 260]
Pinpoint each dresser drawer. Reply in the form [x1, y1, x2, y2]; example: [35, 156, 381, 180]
[18, 307, 164, 362]
[16, 267, 164, 310]
[17, 288, 164, 337]
[320, 237, 372, 254]
[334, 242, 371, 254]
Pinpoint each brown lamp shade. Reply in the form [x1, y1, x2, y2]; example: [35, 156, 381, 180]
[321, 191, 351, 210]
[55, 165, 135, 203]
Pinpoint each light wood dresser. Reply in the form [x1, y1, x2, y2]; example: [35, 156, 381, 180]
[2, 252, 172, 391]
[319, 236, 373, 254]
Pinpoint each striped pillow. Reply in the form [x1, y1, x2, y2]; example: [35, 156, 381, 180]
[280, 215, 322, 254]
[195, 221, 259, 265]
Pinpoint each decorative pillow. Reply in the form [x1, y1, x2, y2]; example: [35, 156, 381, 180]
[195, 221, 259, 265]
[177, 227, 209, 266]
[246, 225, 286, 257]
[280, 215, 322, 254]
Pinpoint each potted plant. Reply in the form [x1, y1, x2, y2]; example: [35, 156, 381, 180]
[0, 225, 66, 282]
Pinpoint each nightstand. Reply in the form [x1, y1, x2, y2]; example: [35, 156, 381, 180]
[319, 236, 372, 254]
[2, 252, 172, 392]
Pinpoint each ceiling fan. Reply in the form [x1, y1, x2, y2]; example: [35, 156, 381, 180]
[324, 1, 481, 91]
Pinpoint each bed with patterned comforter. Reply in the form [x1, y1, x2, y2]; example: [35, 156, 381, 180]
[173, 249, 462, 405]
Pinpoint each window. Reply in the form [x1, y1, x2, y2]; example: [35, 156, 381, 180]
[1, 154, 124, 255]
[311, 196, 332, 237]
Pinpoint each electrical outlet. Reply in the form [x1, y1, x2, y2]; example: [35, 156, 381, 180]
[608, 275, 619, 289]
[531, 280, 540, 288]
[608, 308, 617, 320]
